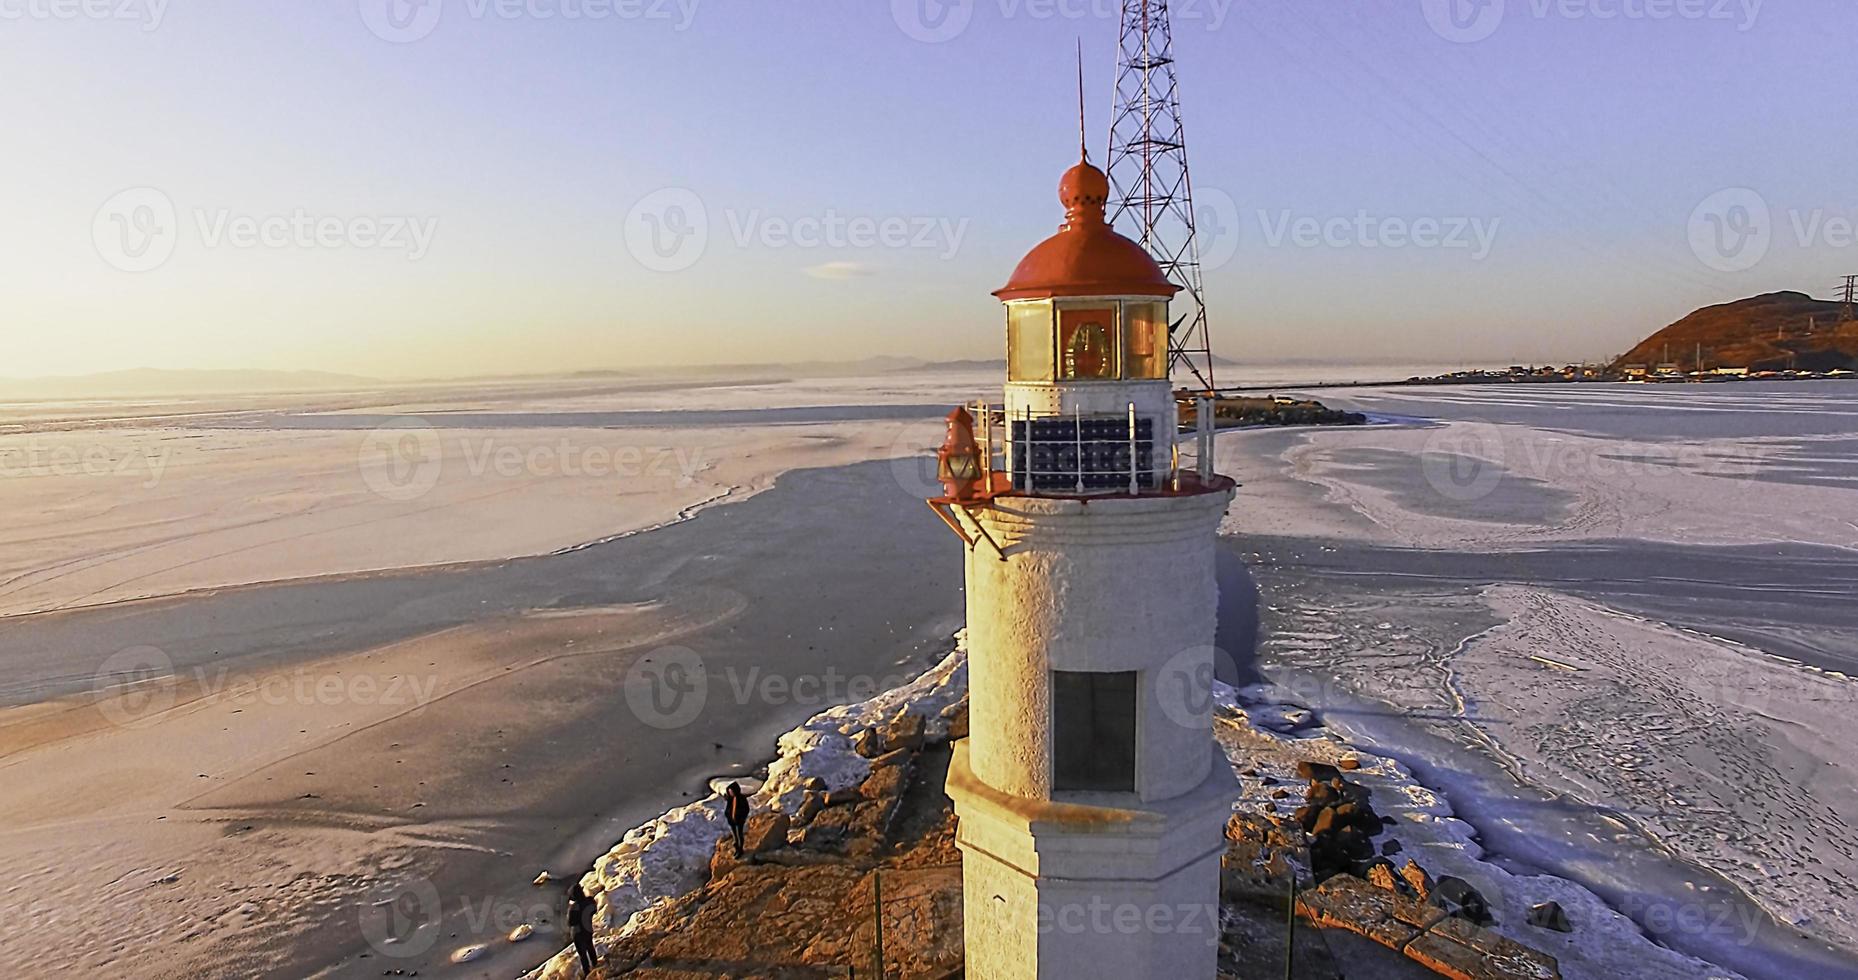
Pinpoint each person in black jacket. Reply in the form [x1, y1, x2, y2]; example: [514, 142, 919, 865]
[724, 782, 751, 857]
[566, 881, 598, 977]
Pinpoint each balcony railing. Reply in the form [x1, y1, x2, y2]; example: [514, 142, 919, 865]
[967, 397, 1215, 496]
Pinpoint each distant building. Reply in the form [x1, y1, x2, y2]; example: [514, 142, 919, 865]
[1623, 364, 1650, 378]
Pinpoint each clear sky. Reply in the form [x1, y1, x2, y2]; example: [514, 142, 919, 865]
[4, 0, 1855, 379]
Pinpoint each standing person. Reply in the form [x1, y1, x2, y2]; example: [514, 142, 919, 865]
[724, 782, 751, 857]
[566, 881, 598, 977]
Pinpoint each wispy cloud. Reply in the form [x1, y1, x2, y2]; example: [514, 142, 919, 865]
[803, 261, 877, 280]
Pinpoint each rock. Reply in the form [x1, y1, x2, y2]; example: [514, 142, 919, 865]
[1399, 860, 1432, 902]
[532, 871, 551, 886]
[867, 746, 912, 770]
[942, 702, 970, 741]
[859, 761, 910, 801]
[1311, 807, 1337, 836]
[1298, 761, 1342, 782]
[743, 812, 790, 855]
[884, 710, 927, 752]
[509, 923, 534, 942]
[1339, 757, 1362, 771]
[1528, 901, 1574, 933]
[803, 776, 829, 793]
[1271, 788, 1290, 799]
[1365, 860, 1402, 894]
[1431, 875, 1496, 927]
[853, 729, 884, 758]
[1381, 839, 1403, 857]
[825, 785, 863, 807]
[450, 944, 488, 963]
[710, 835, 742, 880]
[795, 791, 825, 826]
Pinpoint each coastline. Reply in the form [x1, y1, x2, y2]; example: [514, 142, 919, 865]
[512, 595, 1742, 980]
[1221, 382, 1858, 979]
[0, 459, 965, 980]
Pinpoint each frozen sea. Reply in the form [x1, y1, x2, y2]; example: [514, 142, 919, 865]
[1222, 381, 1858, 980]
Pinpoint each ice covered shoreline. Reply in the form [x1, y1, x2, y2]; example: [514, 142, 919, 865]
[515, 636, 1737, 980]
[1225, 382, 1858, 978]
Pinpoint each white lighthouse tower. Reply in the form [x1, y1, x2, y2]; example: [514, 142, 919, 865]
[930, 147, 1237, 980]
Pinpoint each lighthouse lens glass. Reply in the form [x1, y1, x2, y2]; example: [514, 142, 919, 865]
[1057, 306, 1119, 380]
[1007, 303, 1055, 381]
[1124, 302, 1169, 379]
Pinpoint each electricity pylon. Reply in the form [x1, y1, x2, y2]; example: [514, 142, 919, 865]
[1106, 0, 1217, 391]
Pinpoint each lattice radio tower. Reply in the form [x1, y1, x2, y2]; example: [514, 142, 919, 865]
[1839, 274, 1856, 323]
[1107, 0, 1217, 391]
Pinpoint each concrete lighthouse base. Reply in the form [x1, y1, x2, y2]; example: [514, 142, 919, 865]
[943, 484, 1237, 980]
[947, 742, 1236, 980]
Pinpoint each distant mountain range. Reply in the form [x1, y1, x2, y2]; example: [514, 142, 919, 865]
[1618, 292, 1858, 372]
[0, 368, 381, 400]
[1, 352, 1414, 402]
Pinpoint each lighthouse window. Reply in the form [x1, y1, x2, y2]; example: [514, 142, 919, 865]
[1124, 302, 1169, 379]
[1057, 307, 1119, 380]
[1052, 670, 1138, 792]
[1007, 303, 1055, 382]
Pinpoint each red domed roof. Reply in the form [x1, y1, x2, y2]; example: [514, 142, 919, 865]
[994, 160, 1180, 302]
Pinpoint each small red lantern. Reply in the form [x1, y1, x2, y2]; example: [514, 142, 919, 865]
[936, 407, 983, 501]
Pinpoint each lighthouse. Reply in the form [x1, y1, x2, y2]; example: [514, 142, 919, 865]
[931, 147, 1237, 979]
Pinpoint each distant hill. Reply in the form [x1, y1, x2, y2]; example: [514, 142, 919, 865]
[1618, 292, 1858, 372]
[0, 368, 379, 400]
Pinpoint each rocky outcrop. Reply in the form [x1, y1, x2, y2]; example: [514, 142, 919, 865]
[1219, 763, 1561, 980]
[591, 734, 963, 979]
[1297, 876, 1561, 980]
[1527, 902, 1573, 934]
[1295, 761, 1390, 882]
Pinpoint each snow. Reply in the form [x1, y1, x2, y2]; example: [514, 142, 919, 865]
[521, 637, 968, 980]
[521, 622, 1730, 980]
[1215, 681, 1746, 980]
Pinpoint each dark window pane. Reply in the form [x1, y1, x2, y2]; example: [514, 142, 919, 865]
[1052, 671, 1137, 792]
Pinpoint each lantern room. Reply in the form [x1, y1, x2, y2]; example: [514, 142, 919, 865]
[991, 158, 1184, 495]
[1001, 298, 1172, 383]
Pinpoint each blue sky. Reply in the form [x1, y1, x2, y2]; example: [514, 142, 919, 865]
[3, 0, 1854, 378]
